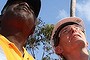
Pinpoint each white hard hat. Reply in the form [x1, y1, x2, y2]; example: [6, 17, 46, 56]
[51, 17, 85, 47]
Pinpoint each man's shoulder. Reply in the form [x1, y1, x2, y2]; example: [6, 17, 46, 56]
[0, 34, 9, 43]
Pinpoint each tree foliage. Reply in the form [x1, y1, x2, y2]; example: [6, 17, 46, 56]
[26, 18, 59, 60]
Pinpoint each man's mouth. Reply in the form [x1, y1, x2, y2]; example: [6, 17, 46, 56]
[73, 34, 81, 38]
[71, 33, 82, 40]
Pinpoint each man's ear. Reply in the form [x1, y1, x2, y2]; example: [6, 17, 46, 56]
[55, 46, 63, 55]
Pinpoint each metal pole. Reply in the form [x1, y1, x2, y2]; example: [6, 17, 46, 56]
[70, 0, 76, 17]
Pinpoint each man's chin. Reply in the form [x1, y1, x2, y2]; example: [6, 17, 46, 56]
[74, 39, 86, 48]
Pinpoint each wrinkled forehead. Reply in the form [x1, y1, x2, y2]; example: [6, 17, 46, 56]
[1, 0, 32, 14]
[5, 0, 32, 8]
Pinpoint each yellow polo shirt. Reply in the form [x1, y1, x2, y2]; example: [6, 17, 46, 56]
[0, 34, 34, 60]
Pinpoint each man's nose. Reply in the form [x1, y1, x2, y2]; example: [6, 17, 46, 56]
[19, 2, 29, 7]
[70, 26, 79, 33]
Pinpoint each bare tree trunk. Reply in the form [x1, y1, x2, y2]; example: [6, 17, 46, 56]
[70, 0, 76, 17]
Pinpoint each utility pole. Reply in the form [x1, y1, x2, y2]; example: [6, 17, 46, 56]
[70, 0, 76, 17]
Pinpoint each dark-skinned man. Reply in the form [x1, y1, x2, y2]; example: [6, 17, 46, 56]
[0, 0, 41, 60]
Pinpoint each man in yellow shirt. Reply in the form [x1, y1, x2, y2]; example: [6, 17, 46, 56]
[0, 0, 41, 60]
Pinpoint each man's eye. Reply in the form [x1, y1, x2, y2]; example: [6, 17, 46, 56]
[62, 29, 67, 33]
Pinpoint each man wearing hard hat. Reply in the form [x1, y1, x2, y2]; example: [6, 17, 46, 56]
[0, 0, 41, 60]
[51, 17, 90, 60]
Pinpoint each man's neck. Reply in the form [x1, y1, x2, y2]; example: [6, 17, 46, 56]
[65, 48, 89, 60]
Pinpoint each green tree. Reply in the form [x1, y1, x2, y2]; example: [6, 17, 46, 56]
[26, 18, 59, 60]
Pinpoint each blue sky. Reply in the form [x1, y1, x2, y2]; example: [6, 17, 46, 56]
[39, 0, 90, 50]
[0, 0, 90, 59]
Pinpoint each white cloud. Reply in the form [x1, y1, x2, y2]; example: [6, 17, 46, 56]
[77, 0, 90, 21]
[57, 0, 90, 21]
[56, 9, 68, 19]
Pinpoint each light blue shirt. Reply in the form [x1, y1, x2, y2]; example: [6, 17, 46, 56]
[0, 46, 7, 60]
